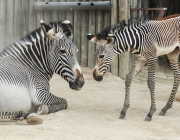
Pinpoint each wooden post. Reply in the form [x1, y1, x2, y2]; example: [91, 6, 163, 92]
[110, 0, 119, 76]
[118, 0, 132, 80]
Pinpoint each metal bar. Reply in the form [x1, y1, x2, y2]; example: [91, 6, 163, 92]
[130, 8, 167, 11]
[34, 1, 111, 11]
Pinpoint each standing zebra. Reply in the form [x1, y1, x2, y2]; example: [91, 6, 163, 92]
[0, 20, 84, 124]
[87, 14, 180, 121]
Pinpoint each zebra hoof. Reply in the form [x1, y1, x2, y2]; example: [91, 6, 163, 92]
[159, 111, 165, 116]
[19, 117, 24, 121]
[119, 114, 126, 119]
[145, 116, 151, 121]
[37, 105, 49, 115]
[26, 113, 43, 124]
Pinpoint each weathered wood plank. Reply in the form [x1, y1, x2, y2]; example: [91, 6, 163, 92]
[6, 0, 14, 47]
[44, 0, 51, 24]
[65, 0, 73, 23]
[88, 10, 96, 68]
[110, 0, 118, 76]
[58, 0, 66, 21]
[0, 0, 6, 51]
[36, 0, 44, 28]
[29, 0, 37, 32]
[14, 0, 21, 42]
[80, 0, 88, 67]
[51, 0, 58, 22]
[21, 0, 29, 37]
[103, 1, 111, 72]
[96, 0, 103, 33]
[73, 0, 82, 63]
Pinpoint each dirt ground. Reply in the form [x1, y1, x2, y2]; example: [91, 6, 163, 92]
[0, 66, 180, 140]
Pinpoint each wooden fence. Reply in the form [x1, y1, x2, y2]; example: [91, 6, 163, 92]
[0, 0, 140, 79]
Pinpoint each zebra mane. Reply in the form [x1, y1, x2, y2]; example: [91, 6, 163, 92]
[21, 21, 64, 41]
[95, 16, 150, 40]
[0, 21, 66, 56]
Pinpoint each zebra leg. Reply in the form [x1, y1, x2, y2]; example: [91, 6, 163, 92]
[120, 56, 146, 119]
[0, 111, 30, 120]
[37, 104, 66, 115]
[145, 55, 157, 121]
[159, 48, 180, 116]
[0, 111, 43, 124]
[31, 90, 67, 115]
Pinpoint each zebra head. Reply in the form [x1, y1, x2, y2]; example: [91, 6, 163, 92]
[87, 33, 116, 81]
[41, 20, 84, 90]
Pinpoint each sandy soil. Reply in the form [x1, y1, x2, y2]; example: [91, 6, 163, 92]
[0, 66, 180, 140]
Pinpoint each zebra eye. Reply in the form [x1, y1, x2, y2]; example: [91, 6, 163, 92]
[60, 50, 66, 54]
[99, 55, 105, 59]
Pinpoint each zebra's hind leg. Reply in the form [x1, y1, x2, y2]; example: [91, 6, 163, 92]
[159, 47, 180, 116]
[0, 111, 30, 120]
[0, 111, 43, 124]
[120, 56, 146, 119]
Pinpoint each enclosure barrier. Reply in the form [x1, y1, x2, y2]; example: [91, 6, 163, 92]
[34, 1, 111, 11]
[130, 7, 167, 19]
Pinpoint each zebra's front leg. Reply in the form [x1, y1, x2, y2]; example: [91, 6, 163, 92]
[37, 103, 67, 115]
[145, 56, 157, 121]
[35, 92, 68, 115]
[120, 56, 146, 119]
[159, 48, 180, 116]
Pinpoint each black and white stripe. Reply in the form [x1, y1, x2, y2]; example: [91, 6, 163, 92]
[0, 20, 83, 121]
[87, 15, 180, 121]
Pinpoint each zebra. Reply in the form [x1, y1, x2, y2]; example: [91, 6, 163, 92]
[0, 20, 84, 124]
[87, 14, 180, 121]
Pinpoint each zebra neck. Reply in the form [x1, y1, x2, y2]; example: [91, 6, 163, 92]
[0, 37, 53, 77]
[114, 22, 146, 54]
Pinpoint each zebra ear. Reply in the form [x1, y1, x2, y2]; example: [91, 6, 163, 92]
[40, 20, 59, 40]
[61, 20, 73, 41]
[87, 33, 100, 43]
[106, 34, 115, 44]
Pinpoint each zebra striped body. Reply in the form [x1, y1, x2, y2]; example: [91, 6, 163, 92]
[0, 20, 84, 123]
[87, 14, 180, 121]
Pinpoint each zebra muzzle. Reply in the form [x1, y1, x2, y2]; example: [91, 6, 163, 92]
[69, 69, 84, 90]
[93, 68, 103, 81]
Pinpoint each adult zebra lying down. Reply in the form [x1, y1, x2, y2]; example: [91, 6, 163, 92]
[87, 14, 180, 121]
[0, 20, 84, 124]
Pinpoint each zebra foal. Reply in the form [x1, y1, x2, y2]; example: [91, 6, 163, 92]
[87, 14, 180, 121]
[0, 20, 84, 124]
